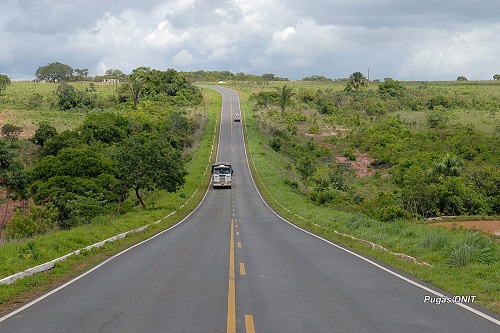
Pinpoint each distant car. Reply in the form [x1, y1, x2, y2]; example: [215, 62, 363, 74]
[234, 114, 241, 122]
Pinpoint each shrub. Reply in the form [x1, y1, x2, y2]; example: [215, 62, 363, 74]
[5, 205, 58, 240]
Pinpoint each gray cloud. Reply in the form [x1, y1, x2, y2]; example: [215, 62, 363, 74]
[1, 0, 499, 81]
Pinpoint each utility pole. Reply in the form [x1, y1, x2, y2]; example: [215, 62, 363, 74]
[367, 67, 370, 82]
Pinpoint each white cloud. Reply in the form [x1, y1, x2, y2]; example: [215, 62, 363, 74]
[144, 21, 190, 48]
[208, 46, 238, 62]
[172, 49, 194, 66]
[403, 26, 500, 80]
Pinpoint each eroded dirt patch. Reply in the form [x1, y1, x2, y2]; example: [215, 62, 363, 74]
[431, 220, 500, 236]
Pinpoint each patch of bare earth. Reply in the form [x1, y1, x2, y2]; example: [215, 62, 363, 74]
[334, 152, 374, 177]
[430, 220, 500, 236]
[301, 124, 374, 177]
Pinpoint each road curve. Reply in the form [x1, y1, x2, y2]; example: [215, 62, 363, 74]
[1, 87, 499, 332]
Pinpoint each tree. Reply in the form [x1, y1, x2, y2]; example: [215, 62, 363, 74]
[79, 112, 130, 144]
[35, 62, 74, 82]
[29, 122, 57, 147]
[129, 77, 145, 109]
[378, 78, 404, 97]
[1, 124, 23, 147]
[493, 74, 500, 80]
[0, 74, 11, 94]
[73, 68, 89, 81]
[4, 164, 31, 216]
[55, 83, 80, 109]
[30, 148, 121, 228]
[55, 82, 97, 110]
[105, 69, 125, 78]
[429, 154, 464, 179]
[114, 135, 187, 209]
[277, 84, 293, 116]
[345, 72, 368, 92]
[457, 76, 468, 81]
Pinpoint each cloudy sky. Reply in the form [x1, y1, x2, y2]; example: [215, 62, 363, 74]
[1, 0, 499, 81]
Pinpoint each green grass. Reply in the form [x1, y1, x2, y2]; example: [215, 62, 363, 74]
[0, 81, 118, 137]
[0, 87, 221, 312]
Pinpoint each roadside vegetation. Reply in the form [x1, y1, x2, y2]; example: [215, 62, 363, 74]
[235, 78, 500, 313]
[0, 67, 220, 312]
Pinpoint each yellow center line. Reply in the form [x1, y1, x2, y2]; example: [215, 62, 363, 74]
[237, 242, 242, 248]
[227, 218, 236, 333]
[239, 263, 246, 276]
[245, 315, 255, 333]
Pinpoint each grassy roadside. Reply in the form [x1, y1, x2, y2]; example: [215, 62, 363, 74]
[0, 88, 221, 315]
[237, 88, 500, 315]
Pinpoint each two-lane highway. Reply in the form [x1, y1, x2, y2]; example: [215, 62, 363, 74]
[1, 87, 499, 332]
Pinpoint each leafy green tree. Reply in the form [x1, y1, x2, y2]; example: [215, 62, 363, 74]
[296, 154, 316, 180]
[0, 141, 13, 170]
[73, 68, 89, 81]
[55, 83, 80, 109]
[113, 134, 187, 209]
[55, 82, 97, 110]
[378, 78, 404, 97]
[29, 122, 57, 147]
[35, 62, 74, 82]
[40, 130, 83, 157]
[79, 112, 130, 145]
[1, 124, 23, 147]
[4, 164, 31, 215]
[0, 74, 11, 94]
[493, 74, 500, 80]
[105, 69, 125, 78]
[30, 148, 121, 228]
[345, 72, 368, 92]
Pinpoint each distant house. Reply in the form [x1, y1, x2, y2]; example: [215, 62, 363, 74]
[102, 78, 120, 84]
[218, 81, 226, 84]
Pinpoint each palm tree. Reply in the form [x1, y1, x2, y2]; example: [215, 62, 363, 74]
[429, 154, 464, 179]
[346, 72, 368, 92]
[277, 84, 293, 116]
[129, 77, 144, 109]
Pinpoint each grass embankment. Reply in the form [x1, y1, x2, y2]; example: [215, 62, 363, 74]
[237, 87, 500, 314]
[0, 87, 221, 314]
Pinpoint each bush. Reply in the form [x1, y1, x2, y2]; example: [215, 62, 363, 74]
[426, 106, 449, 129]
[5, 205, 58, 240]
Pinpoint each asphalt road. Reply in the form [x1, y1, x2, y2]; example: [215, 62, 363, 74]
[1, 87, 499, 332]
